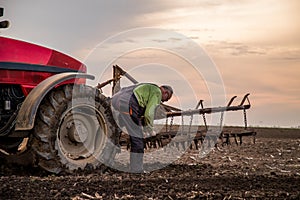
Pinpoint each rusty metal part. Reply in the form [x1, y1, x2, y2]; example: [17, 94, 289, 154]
[112, 65, 138, 95]
[96, 78, 115, 90]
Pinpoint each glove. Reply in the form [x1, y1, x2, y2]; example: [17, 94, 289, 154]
[150, 130, 157, 137]
[144, 130, 156, 138]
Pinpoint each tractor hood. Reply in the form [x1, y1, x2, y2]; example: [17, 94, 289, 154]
[0, 36, 86, 73]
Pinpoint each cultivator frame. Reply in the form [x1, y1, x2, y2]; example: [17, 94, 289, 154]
[98, 65, 256, 150]
[151, 93, 256, 150]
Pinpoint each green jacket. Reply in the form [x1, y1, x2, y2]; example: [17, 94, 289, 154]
[133, 84, 162, 132]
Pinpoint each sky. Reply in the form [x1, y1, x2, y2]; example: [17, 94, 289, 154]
[1, 0, 300, 128]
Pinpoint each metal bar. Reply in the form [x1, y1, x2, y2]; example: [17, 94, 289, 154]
[161, 103, 182, 112]
[112, 65, 122, 94]
[219, 96, 237, 130]
[243, 109, 248, 129]
[114, 65, 138, 84]
[166, 104, 251, 117]
[195, 100, 203, 110]
[97, 78, 115, 89]
[239, 93, 250, 106]
[199, 100, 208, 131]
[227, 96, 237, 107]
[112, 65, 138, 94]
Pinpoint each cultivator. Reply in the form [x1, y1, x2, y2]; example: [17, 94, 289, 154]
[146, 93, 257, 151]
[98, 65, 256, 151]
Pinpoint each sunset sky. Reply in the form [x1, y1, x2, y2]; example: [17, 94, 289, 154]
[1, 0, 300, 127]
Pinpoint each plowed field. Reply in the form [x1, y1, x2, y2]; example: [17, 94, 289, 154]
[1, 127, 300, 199]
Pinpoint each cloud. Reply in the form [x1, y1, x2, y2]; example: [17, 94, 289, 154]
[2, 0, 299, 127]
[205, 40, 300, 63]
[205, 40, 266, 56]
[2, 0, 189, 58]
[152, 39, 168, 43]
[268, 48, 300, 61]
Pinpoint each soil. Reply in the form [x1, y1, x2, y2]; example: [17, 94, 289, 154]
[1, 127, 300, 200]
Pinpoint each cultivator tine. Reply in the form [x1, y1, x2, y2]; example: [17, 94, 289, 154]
[219, 95, 238, 132]
[239, 93, 250, 106]
[175, 142, 180, 150]
[181, 142, 186, 150]
[227, 95, 238, 107]
[156, 137, 162, 148]
[193, 139, 199, 150]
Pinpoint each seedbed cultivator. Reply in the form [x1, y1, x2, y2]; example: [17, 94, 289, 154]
[149, 93, 256, 151]
[99, 65, 257, 151]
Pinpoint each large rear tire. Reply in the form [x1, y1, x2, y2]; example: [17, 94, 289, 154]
[31, 84, 119, 173]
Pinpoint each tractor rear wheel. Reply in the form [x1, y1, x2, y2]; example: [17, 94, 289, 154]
[31, 84, 119, 173]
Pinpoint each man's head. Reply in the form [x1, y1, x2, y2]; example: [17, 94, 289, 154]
[160, 85, 173, 102]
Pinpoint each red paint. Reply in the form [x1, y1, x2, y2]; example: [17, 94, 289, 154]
[0, 36, 86, 72]
[0, 37, 87, 95]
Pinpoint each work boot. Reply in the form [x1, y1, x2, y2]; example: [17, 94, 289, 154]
[129, 152, 144, 173]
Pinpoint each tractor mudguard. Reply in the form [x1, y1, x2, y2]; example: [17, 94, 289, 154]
[15, 72, 95, 131]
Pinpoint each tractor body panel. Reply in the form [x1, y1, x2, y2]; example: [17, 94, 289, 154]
[0, 36, 87, 96]
[15, 72, 94, 131]
[0, 36, 88, 136]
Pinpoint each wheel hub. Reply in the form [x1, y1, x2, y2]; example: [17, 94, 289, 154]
[57, 105, 107, 161]
[67, 121, 88, 143]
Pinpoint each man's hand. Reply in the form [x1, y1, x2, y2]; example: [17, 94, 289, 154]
[144, 130, 156, 138]
[150, 130, 157, 137]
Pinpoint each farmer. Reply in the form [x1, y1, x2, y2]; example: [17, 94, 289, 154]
[111, 83, 173, 173]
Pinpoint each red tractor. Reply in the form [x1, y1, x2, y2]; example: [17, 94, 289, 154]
[0, 8, 119, 173]
[0, 7, 256, 174]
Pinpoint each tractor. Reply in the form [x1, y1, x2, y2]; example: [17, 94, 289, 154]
[0, 8, 256, 174]
[0, 8, 119, 173]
